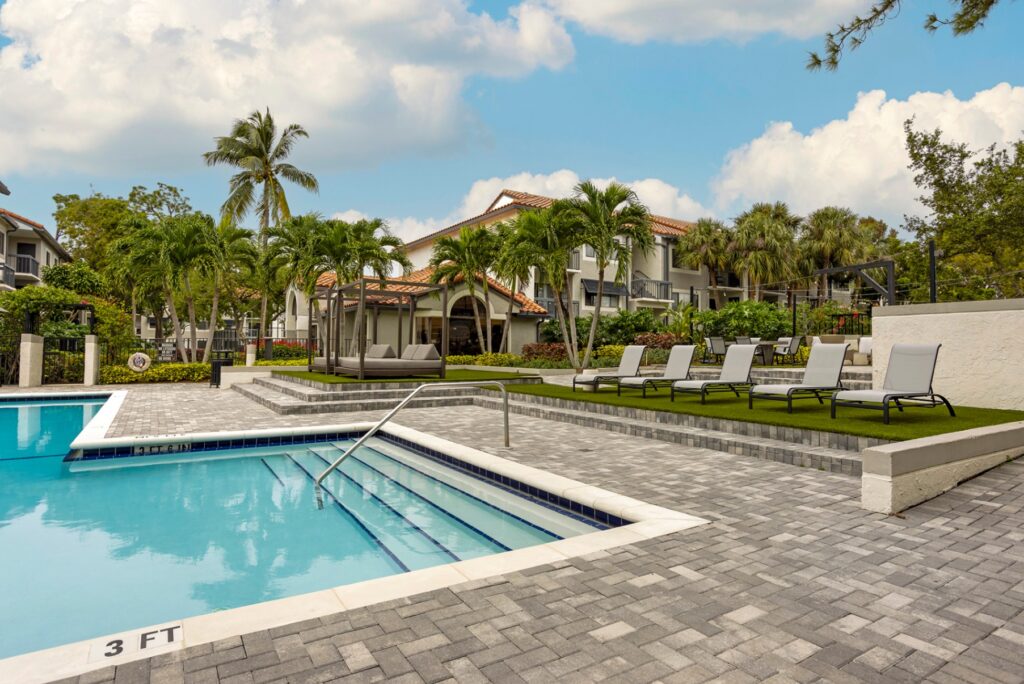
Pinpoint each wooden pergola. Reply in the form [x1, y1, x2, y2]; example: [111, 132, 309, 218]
[308, 276, 450, 380]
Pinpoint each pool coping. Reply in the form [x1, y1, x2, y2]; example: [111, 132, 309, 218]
[2, 422, 708, 684]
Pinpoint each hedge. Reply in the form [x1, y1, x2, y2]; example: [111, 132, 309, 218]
[100, 363, 211, 384]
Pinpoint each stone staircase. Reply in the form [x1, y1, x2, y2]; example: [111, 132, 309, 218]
[233, 372, 868, 475]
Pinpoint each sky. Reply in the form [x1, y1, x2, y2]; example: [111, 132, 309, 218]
[0, 0, 1022, 242]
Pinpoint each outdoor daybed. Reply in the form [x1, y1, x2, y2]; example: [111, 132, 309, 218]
[334, 343, 444, 378]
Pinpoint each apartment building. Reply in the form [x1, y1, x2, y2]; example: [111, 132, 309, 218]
[403, 189, 748, 318]
[0, 209, 71, 291]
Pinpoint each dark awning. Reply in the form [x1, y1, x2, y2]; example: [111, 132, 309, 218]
[581, 279, 629, 297]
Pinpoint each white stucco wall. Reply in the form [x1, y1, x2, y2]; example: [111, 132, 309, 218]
[872, 299, 1024, 410]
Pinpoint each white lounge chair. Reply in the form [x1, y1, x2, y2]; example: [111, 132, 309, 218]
[572, 345, 645, 392]
[671, 344, 757, 404]
[748, 343, 848, 413]
[773, 336, 801, 365]
[830, 343, 955, 424]
[618, 345, 695, 397]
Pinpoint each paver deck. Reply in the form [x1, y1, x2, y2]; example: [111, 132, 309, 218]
[13, 384, 1024, 682]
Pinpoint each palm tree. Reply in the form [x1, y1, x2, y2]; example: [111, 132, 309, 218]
[201, 220, 257, 362]
[494, 218, 539, 353]
[270, 213, 331, 349]
[507, 207, 582, 367]
[674, 218, 734, 309]
[799, 207, 862, 297]
[203, 109, 319, 343]
[560, 181, 654, 369]
[429, 226, 492, 354]
[324, 218, 411, 373]
[733, 202, 800, 301]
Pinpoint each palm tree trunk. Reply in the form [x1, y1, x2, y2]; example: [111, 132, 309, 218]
[482, 279, 493, 353]
[581, 266, 604, 369]
[709, 268, 723, 309]
[552, 283, 576, 367]
[470, 292, 486, 354]
[500, 277, 515, 353]
[165, 290, 186, 363]
[564, 271, 579, 357]
[259, 294, 269, 354]
[183, 274, 199, 363]
[202, 274, 220, 363]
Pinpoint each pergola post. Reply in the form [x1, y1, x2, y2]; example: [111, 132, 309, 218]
[358, 278, 366, 380]
[325, 286, 333, 373]
[306, 293, 314, 370]
[397, 295, 404, 358]
[339, 291, 346, 360]
[441, 284, 449, 379]
[409, 295, 416, 346]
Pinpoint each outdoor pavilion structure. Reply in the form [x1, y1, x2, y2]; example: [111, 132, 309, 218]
[309, 275, 450, 381]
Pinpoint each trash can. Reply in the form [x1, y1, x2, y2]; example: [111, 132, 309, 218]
[210, 350, 234, 388]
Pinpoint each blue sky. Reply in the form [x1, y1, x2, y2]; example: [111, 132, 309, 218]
[1, 0, 1022, 238]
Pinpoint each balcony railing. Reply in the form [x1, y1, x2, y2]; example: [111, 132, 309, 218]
[536, 298, 580, 317]
[631, 277, 671, 301]
[7, 254, 39, 277]
[568, 250, 581, 271]
[0, 263, 14, 288]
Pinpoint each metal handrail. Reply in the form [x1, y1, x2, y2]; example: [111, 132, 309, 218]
[314, 381, 511, 508]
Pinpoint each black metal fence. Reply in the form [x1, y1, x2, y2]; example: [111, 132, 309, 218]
[827, 310, 872, 335]
[43, 337, 85, 385]
[0, 333, 20, 386]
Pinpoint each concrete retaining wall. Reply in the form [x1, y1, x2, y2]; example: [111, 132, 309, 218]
[861, 420, 1024, 514]
[873, 299, 1024, 409]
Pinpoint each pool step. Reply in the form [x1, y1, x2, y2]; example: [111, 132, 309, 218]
[253, 377, 432, 402]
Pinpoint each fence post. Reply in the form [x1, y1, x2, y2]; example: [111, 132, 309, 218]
[83, 335, 100, 386]
[19, 334, 43, 388]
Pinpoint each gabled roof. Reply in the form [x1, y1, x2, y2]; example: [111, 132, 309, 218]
[405, 189, 695, 251]
[0, 208, 72, 260]
[316, 266, 548, 315]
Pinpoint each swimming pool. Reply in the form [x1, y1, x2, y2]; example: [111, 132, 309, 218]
[0, 423, 604, 659]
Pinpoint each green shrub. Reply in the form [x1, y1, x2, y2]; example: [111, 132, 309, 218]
[100, 362, 211, 384]
[445, 355, 478, 365]
[472, 353, 522, 367]
[255, 359, 308, 366]
[270, 340, 309, 359]
[519, 358, 573, 369]
[539, 308, 666, 347]
[693, 300, 789, 340]
[595, 344, 625, 361]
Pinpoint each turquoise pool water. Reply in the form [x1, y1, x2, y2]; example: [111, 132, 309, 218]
[0, 418, 599, 659]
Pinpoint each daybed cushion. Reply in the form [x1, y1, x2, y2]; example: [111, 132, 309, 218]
[367, 344, 396, 359]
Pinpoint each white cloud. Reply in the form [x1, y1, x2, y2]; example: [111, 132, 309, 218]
[712, 83, 1024, 222]
[544, 0, 865, 44]
[0, 0, 573, 175]
[334, 169, 711, 243]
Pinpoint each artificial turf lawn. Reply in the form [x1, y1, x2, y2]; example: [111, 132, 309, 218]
[276, 369, 537, 384]
[500, 383, 1024, 442]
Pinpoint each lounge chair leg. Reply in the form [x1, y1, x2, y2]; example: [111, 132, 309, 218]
[894, 399, 904, 412]
[670, 388, 675, 402]
[748, 393, 753, 409]
[830, 398, 837, 419]
[642, 385, 646, 399]
[936, 394, 956, 417]
[883, 402, 890, 424]
[617, 384, 621, 396]
[700, 388, 707, 404]
[787, 396, 793, 414]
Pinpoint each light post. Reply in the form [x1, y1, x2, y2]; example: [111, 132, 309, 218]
[928, 239, 943, 303]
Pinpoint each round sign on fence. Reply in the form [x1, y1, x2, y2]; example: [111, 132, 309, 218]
[128, 352, 152, 372]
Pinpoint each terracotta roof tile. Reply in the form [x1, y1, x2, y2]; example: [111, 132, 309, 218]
[316, 266, 547, 315]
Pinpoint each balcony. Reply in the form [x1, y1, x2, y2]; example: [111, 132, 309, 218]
[0, 263, 14, 288]
[536, 298, 580, 318]
[631, 277, 672, 301]
[7, 254, 40, 278]
[567, 249, 581, 272]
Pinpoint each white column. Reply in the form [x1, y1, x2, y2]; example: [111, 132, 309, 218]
[83, 334, 100, 386]
[245, 343, 257, 367]
[19, 333, 43, 388]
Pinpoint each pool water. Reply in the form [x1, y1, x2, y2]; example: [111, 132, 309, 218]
[0, 398, 106, 459]
[0, 423, 599, 658]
